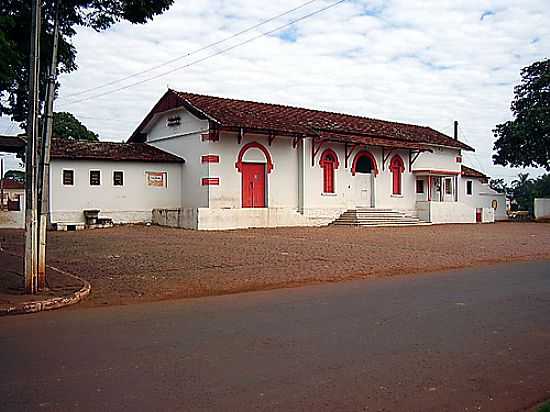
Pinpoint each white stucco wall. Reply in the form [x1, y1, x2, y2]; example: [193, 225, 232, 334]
[145, 107, 209, 208]
[460, 177, 507, 220]
[50, 159, 182, 224]
[207, 131, 300, 209]
[416, 201, 476, 224]
[534, 198, 550, 220]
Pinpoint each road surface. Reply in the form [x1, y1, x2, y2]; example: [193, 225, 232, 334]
[1, 261, 550, 411]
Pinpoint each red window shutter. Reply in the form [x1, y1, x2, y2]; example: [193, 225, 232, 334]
[323, 164, 334, 193]
[392, 169, 402, 195]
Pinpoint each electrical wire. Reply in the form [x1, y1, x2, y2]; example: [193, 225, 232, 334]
[62, 0, 324, 99]
[63, 0, 348, 106]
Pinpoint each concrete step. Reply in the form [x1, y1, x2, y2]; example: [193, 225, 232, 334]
[331, 208, 429, 227]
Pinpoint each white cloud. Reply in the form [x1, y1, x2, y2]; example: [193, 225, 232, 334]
[4, 0, 550, 180]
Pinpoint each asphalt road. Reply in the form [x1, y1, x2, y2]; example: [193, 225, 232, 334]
[1, 261, 550, 412]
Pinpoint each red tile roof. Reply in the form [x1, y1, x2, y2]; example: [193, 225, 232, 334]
[461, 165, 488, 179]
[0, 179, 24, 189]
[50, 139, 184, 163]
[130, 90, 474, 151]
[0, 135, 26, 153]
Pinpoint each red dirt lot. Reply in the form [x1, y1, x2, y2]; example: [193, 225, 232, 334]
[0, 222, 549, 307]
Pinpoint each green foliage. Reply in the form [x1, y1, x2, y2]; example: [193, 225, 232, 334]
[3, 169, 25, 182]
[507, 173, 550, 212]
[538, 401, 550, 412]
[53, 111, 98, 141]
[488, 178, 508, 194]
[0, 0, 174, 124]
[493, 58, 550, 170]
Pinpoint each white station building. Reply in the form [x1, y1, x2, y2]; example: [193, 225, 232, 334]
[45, 90, 506, 230]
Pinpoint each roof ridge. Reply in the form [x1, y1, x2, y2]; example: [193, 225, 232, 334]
[172, 89, 448, 135]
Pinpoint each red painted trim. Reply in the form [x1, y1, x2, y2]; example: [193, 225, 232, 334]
[413, 169, 460, 175]
[201, 155, 220, 163]
[311, 138, 329, 166]
[235, 142, 273, 174]
[319, 149, 339, 194]
[390, 154, 405, 195]
[201, 177, 220, 186]
[319, 148, 340, 169]
[351, 150, 379, 176]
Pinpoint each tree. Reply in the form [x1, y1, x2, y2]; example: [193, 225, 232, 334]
[4, 169, 25, 182]
[507, 172, 550, 213]
[52, 111, 98, 141]
[488, 178, 509, 194]
[0, 0, 174, 125]
[493, 58, 550, 170]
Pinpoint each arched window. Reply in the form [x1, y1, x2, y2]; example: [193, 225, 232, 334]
[351, 151, 378, 176]
[389, 155, 405, 195]
[319, 149, 339, 193]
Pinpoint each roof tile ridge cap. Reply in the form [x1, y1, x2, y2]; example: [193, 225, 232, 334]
[171, 90, 222, 124]
[172, 90, 436, 129]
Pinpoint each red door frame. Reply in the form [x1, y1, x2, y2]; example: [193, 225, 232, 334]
[241, 162, 266, 208]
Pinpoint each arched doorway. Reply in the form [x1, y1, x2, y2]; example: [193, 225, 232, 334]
[351, 151, 378, 207]
[235, 142, 273, 208]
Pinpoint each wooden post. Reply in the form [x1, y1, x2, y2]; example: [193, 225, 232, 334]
[25, 0, 41, 294]
[37, 0, 60, 290]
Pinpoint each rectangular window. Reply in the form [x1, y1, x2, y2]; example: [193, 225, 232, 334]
[113, 171, 124, 186]
[466, 180, 473, 195]
[146, 171, 167, 188]
[416, 179, 424, 194]
[63, 170, 74, 186]
[89, 170, 101, 186]
[445, 178, 452, 195]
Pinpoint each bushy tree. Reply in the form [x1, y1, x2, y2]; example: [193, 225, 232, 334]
[0, 0, 174, 125]
[493, 58, 550, 170]
[53, 111, 98, 141]
[508, 173, 550, 212]
[3, 169, 25, 182]
[488, 178, 509, 194]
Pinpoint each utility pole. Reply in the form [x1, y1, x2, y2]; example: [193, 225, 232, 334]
[25, 0, 41, 294]
[1, 157, 4, 211]
[37, 0, 61, 290]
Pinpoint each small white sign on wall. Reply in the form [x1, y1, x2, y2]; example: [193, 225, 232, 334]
[146, 171, 167, 188]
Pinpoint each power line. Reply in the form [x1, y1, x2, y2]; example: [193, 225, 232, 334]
[458, 125, 490, 173]
[62, 0, 323, 100]
[63, 0, 348, 106]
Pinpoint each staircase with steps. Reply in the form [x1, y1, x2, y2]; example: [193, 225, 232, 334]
[331, 208, 429, 227]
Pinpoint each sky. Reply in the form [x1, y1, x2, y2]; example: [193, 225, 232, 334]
[1, 0, 549, 181]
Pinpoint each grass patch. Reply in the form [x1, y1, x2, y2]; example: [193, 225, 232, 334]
[538, 401, 550, 412]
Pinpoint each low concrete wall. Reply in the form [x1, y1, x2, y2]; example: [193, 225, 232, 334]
[152, 208, 198, 229]
[152, 207, 347, 230]
[197, 208, 332, 230]
[534, 198, 550, 220]
[416, 201, 476, 224]
[0, 210, 24, 229]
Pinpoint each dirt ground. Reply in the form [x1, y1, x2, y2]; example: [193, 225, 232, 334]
[0, 251, 84, 306]
[0, 222, 549, 307]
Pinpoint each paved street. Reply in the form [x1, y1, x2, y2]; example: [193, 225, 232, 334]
[1, 261, 550, 411]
